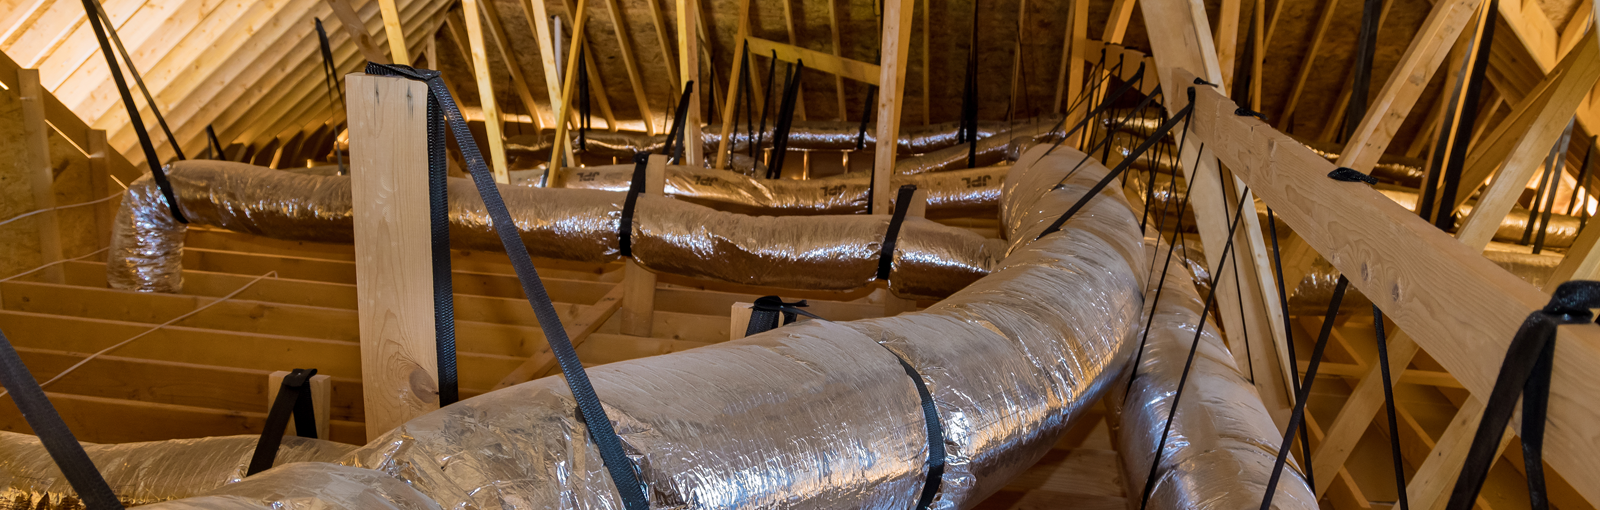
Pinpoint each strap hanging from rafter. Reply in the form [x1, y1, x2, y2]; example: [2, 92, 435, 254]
[767, 60, 805, 179]
[1565, 136, 1596, 231]
[1264, 208, 1316, 490]
[365, 62, 649, 510]
[1256, 275, 1345, 510]
[1370, 306, 1410, 510]
[1445, 280, 1600, 510]
[79, 0, 186, 223]
[663, 81, 695, 164]
[85, 0, 184, 162]
[0, 328, 124, 509]
[732, 44, 753, 164]
[314, 18, 347, 175]
[247, 368, 320, 476]
[855, 86, 877, 151]
[1530, 120, 1576, 253]
[1427, 0, 1498, 230]
[755, 50, 780, 163]
[1043, 63, 1144, 158]
[206, 125, 226, 161]
[961, 1, 979, 167]
[578, 50, 592, 151]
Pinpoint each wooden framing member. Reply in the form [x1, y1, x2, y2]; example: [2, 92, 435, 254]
[346, 73, 438, 439]
[516, 0, 564, 130]
[479, 0, 546, 132]
[870, 0, 916, 214]
[561, 0, 620, 132]
[713, 0, 753, 170]
[1214, 0, 1242, 86]
[87, 130, 115, 250]
[646, 0, 681, 87]
[323, 0, 390, 64]
[675, 0, 703, 166]
[378, 0, 408, 64]
[547, 0, 593, 184]
[601, 0, 656, 135]
[779, 0, 806, 119]
[460, 0, 511, 183]
[620, 155, 667, 336]
[1052, 0, 1089, 114]
[266, 370, 332, 440]
[1103, 0, 1137, 44]
[493, 285, 625, 389]
[828, 0, 849, 120]
[1139, 0, 1295, 427]
[17, 68, 63, 283]
[745, 37, 882, 85]
[1183, 68, 1600, 505]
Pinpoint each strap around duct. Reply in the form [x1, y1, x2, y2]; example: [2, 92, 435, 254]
[877, 185, 918, 281]
[1037, 98, 1189, 241]
[0, 328, 124, 509]
[618, 153, 650, 258]
[739, 300, 945, 510]
[363, 62, 650, 510]
[663, 81, 695, 163]
[1444, 280, 1600, 510]
[247, 368, 320, 476]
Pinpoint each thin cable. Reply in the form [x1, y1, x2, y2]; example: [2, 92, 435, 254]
[0, 194, 121, 229]
[0, 271, 278, 400]
[1266, 207, 1315, 491]
[0, 248, 109, 285]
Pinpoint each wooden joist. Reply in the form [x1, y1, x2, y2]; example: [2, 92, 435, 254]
[746, 36, 882, 86]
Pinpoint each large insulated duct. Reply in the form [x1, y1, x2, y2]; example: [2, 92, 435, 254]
[545, 163, 1007, 217]
[108, 161, 1000, 297]
[1110, 241, 1318, 509]
[506, 119, 1018, 159]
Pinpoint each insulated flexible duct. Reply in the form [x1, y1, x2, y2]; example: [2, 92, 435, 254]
[505, 119, 1016, 159]
[1110, 240, 1318, 509]
[107, 161, 1000, 297]
[545, 163, 1007, 217]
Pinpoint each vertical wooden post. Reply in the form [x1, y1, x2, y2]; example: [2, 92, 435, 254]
[347, 73, 441, 439]
[1052, 0, 1088, 114]
[378, 0, 410, 64]
[548, 0, 593, 186]
[676, 0, 704, 166]
[87, 130, 115, 250]
[462, 0, 511, 183]
[729, 301, 755, 340]
[621, 155, 667, 336]
[870, 0, 916, 214]
[18, 69, 62, 282]
[518, 0, 565, 128]
[713, 0, 752, 170]
[266, 371, 333, 440]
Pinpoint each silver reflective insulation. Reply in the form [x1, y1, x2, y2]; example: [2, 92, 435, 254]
[134, 463, 442, 510]
[107, 161, 1000, 298]
[340, 145, 1146, 509]
[505, 119, 1017, 160]
[0, 431, 355, 509]
[548, 163, 1006, 217]
[1108, 239, 1317, 510]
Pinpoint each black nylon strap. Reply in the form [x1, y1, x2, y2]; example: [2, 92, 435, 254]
[1266, 207, 1316, 492]
[314, 19, 347, 175]
[739, 301, 945, 510]
[80, 0, 186, 223]
[425, 85, 458, 407]
[755, 50, 779, 163]
[0, 329, 124, 509]
[1431, 0, 1497, 230]
[87, 0, 184, 162]
[1043, 63, 1145, 157]
[1444, 280, 1600, 510]
[1125, 141, 1205, 396]
[1371, 306, 1410, 510]
[1565, 136, 1595, 230]
[768, 61, 805, 179]
[1037, 100, 1189, 241]
[664, 81, 695, 163]
[856, 86, 877, 151]
[1531, 122, 1575, 254]
[206, 125, 225, 160]
[1258, 276, 1348, 510]
[365, 63, 649, 510]
[578, 51, 591, 151]
[247, 368, 319, 476]
[877, 185, 918, 281]
[618, 154, 650, 258]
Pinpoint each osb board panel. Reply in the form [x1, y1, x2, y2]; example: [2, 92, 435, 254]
[0, 85, 102, 279]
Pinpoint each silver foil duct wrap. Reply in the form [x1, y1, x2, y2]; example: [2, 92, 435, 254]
[107, 161, 999, 297]
[134, 463, 441, 510]
[0, 431, 355, 509]
[505, 120, 1015, 159]
[1108, 240, 1317, 510]
[550, 163, 1006, 217]
[340, 145, 1146, 509]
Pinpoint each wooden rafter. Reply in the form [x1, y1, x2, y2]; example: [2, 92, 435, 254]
[870, 0, 915, 214]
[479, 0, 545, 132]
[712, 0, 752, 170]
[600, 0, 655, 135]
[746, 37, 881, 85]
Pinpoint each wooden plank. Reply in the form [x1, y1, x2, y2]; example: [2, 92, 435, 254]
[1275, 0, 1340, 129]
[1337, 0, 1481, 173]
[563, 0, 620, 132]
[713, 0, 753, 169]
[515, 0, 562, 131]
[1310, 328, 1420, 497]
[0, 390, 355, 445]
[87, 130, 115, 250]
[493, 285, 625, 389]
[547, 0, 593, 185]
[621, 155, 667, 335]
[778, 0, 806, 119]
[745, 36, 881, 86]
[324, 0, 389, 64]
[675, 0, 702, 165]
[378, 0, 408, 63]
[461, 0, 511, 183]
[828, 0, 848, 120]
[1184, 69, 1600, 504]
[645, 0, 680, 87]
[266, 370, 333, 440]
[1546, 216, 1600, 288]
[1103, 0, 1137, 43]
[1214, 0, 1242, 86]
[480, 0, 546, 132]
[1454, 30, 1600, 248]
[601, 0, 655, 135]
[347, 73, 440, 437]
[1052, 0, 1088, 113]
[870, 0, 916, 214]
[17, 68, 62, 283]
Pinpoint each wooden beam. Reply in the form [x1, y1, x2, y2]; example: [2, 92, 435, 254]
[1310, 329, 1420, 496]
[676, 0, 703, 165]
[646, 0, 681, 87]
[1337, 0, 1480, 173]
[745, 37, 882, 85]
[601, 0, 656, 135]
[871, 0, 916, 214]
[1546, 217, 1600, 288]
[1140, 0, 1295, 425]
[87, 130, 115, 250]
[778, 0, 806, 120]
[1275, 0, 1340, 129]
[1184, 69, 1600, 504]
[493, 285, 624, 389]
[548, 0, 592, 183]
[562, 0, 620, 132]
[480, 0, 546, 132]
[621, 155, 666, 335]
[713, 0, 753, 170]
[378, 0, 408, 64]
[516, 0, 563, 129]
[324, 0, 389, 64]
[1454, 30, 1600, 249]
[347, 73, 439, 438]
[17, 68, 62, 282]
[266, 370, 332, 440]
[1053, 0, 1089, 113]
[461, 0, 511, 183]
[1214, 0, 1242, 86]
[1103, 0, 1137, 43]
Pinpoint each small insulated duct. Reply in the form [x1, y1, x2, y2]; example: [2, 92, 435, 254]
[108, 161, 1000, 297]
[1110, 240, 1317, 509]
[506, 119, 1016, 159]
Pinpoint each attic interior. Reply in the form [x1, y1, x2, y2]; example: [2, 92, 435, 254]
[1, 0, 1599, 506]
